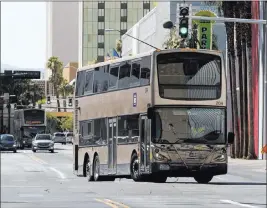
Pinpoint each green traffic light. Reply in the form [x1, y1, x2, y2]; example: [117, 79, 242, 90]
[180, 27, 188, 35]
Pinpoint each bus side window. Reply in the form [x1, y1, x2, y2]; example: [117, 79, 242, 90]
[118, 62, 131, 89]
[108, 65, 119, 89]
[129, 61, 141, 87]
[140, 56, 151, 86]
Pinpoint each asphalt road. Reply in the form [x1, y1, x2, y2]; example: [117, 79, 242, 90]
[1, 144, 266, 208]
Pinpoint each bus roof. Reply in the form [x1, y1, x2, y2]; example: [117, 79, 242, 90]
[78, 48, 223, 73]
[78, 50, 154, 72]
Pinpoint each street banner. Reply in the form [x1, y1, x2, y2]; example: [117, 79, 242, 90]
[193, 10, 217, 50]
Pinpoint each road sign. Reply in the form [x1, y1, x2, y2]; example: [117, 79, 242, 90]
[13, 71, 40, 79]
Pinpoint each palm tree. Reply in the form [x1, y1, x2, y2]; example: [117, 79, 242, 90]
[47, 56, 64, 112]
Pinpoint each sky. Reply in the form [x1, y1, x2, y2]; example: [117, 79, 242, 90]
[1, 2, 46, 69]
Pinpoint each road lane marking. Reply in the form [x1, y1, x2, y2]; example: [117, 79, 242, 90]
[49, 167, 66, 179]
[28, 155, 48, 165]
[19, 194, 44, 198]
[95, 199, 119, 208]
[105, 199, 130, 208]
[220, 200, 261, 208]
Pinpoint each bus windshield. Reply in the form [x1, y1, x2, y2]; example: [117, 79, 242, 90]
[157, 52, 222, 100]
[23, 126, 46, 139]
[153, 107, 226, 144]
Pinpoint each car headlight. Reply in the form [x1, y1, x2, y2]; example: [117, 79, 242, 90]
[49, 142, 54, 146]
[13, 144, 16, 147]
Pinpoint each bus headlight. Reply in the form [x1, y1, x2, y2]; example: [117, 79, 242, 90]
[152, 149, 168, 161]
[13, 144, 16, 147]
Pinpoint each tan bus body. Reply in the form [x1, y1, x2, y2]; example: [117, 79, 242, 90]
[73, 49, 234, 183]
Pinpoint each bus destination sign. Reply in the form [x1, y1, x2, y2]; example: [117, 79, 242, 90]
[25, 121, 43, 125]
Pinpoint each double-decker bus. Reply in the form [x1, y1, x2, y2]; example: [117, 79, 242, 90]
[73, 48, 234, 183]
[13, 108, 46, 149]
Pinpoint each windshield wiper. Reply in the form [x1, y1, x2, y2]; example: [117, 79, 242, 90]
[173, 138, 207, 144]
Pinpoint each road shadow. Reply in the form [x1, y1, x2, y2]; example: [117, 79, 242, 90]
[0, 151, 22, 154]
[33, 151, 59, 154]
[168, 181, 267, 185]
[239, 202, 267, 206]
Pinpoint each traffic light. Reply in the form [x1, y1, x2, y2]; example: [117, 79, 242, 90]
[179, 7, 189, 38]
[47, 96, 51, 104]
[68, 98, 73, 107]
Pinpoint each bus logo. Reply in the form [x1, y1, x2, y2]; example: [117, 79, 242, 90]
[133, 93, 137, 107]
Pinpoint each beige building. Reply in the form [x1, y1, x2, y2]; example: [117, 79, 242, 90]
[63, 62, 78, 83]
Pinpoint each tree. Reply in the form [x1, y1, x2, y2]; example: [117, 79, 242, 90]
[163, 28, 183, 49]
[0, 78, 44, 106]
[47, 56, 64, 112]
[205, 1, 256, 159]
[60, 115, 73, 132]
[46, 113, 60, 133]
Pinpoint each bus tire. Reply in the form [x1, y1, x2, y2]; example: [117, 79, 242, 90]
[93, 155, 100, 181]
[194, 174, 213, 184]
[130, 153, 142, 182]
[85, 157, 94, 181]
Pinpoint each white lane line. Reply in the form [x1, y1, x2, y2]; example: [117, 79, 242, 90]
[19, 194, 44, 198]
[49, 167, 66, 179]
[220, 200, 261, 208]
[2, 186, 43, 188]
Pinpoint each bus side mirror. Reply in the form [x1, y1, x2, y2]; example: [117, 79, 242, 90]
[227, 132, 235, 144]
[147, 107, 154, 119]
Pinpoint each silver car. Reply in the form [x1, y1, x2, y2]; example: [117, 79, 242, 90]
[65, 132, 74, 144]
[52, 132, 66, 145]
[32, 134, 54, 153]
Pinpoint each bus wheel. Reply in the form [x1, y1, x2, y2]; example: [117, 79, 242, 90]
[93, 155, 100, 181]
[194, 174, 213, 184]
[130, 153, 142, 182]
[85, 158, 93, 181]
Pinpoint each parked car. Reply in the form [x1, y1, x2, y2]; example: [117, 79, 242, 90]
[0, 134, 17, 153]
[52, 132, 66, 145]
[65, 132, 74, 144]
[32, 134, 54, 153]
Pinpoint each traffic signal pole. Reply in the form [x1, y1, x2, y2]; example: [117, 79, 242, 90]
[188, 15, 267, 160]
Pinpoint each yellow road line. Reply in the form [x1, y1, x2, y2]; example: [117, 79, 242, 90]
[28, 155, 48, 165]
[105, 199, 130, 208]
[95, 199, 119, 208]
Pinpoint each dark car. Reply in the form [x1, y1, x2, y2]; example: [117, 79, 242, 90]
[0, 134, 17, 153]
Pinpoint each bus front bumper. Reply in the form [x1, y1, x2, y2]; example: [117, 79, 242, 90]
[151, 162, 227, 177]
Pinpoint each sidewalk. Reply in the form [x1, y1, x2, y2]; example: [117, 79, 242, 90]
[228, 157, 267, 173]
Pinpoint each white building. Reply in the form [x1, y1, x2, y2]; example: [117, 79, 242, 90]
[121, 2, 226, 57]
[46, 2, 79, 80]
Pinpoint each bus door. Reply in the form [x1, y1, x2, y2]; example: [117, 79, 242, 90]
[139, 115, 151, 174]
[108, 118, 117, 174]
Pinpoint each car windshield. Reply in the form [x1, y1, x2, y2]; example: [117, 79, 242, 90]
[1, 135, 14, 142]
[36, 135, 51, 140]
[55, 133, 65, 137]
[153, 107, 226, 144]
[67, 133, 73, 137]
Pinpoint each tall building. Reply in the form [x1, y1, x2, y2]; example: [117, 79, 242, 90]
[79, 1, 157, 67]
[46, 2, 79, 80]
[63, 62, 78, 83]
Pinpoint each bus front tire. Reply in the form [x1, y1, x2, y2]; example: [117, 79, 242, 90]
[130, 153, 142, 182]
[194, 174, 213, 184]
[32, 149, 36, 153]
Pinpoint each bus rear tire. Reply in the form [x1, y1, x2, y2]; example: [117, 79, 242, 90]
[85, 157, 94, 181]
[194, 174, 213, 184]
[93, 155, 100, 181]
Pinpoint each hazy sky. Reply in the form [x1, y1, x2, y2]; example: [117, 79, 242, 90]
[1, 2, 46, 69]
